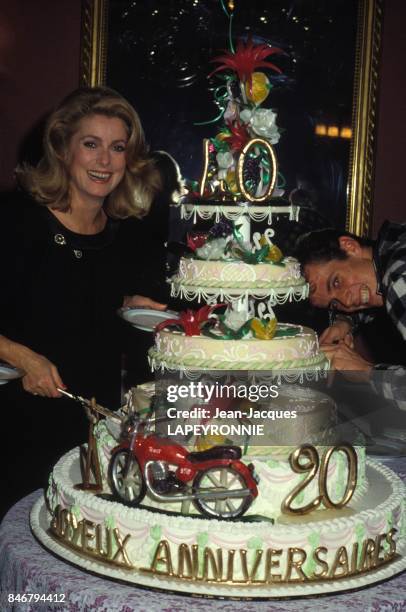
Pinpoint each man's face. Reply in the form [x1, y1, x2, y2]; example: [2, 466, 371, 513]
[304, 252, 383, 312]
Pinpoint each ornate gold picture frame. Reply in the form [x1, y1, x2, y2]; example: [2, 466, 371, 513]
[80, 0, 382, 237]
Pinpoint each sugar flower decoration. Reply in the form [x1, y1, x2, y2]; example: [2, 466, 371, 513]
[223, 304, 250, 332]
[154, 304, 223, 337]
[240, 108, 280, 144]
[222, 122, 251, 152]
[216, 151, 234, 169]
[196, 237, 230, 260]
[250, 318, 278, 340]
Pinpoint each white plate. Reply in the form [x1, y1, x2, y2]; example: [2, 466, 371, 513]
[0, 363, 24, 385]
[119, 308, 180, 332]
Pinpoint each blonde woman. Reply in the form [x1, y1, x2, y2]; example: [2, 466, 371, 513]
[0, 87, 167, 513]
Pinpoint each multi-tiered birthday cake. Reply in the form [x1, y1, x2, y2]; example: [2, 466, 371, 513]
[31, 34, 406, 599]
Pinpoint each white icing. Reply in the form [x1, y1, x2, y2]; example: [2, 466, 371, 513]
[150, 325, 329, 372]
[172, 256, 304, 290]
[43, 449, 406, 588]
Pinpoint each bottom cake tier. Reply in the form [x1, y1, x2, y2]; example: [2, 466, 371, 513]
[31, 449, 406, 599]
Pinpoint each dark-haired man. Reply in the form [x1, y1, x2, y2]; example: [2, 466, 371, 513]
[295, 221, 406, 408]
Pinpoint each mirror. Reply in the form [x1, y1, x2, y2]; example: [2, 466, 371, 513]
[80, 0, 382, 236]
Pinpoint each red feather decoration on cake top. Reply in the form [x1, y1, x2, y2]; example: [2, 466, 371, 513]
[209, 37, 283, 89]
[154, 304, 224, 336]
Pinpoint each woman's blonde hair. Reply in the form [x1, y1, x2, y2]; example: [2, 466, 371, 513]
[16, 86, 161, 218]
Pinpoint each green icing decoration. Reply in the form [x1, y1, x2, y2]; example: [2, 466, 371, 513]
[149, 525, 163, 564]
[197, 532, 209, 547]
[304, 532, 320, 575]
[247, 536, 262, 549]
[248, 536, 264, 573]
[295, 488, 305, 505]
[274, 327, 299, 337]
[355, 523, 365, 539]
[380, 515, 394, 555]
[386, 511, 393, 530]
[197, 532, 209, 573]
[150, 525, 162, 541]
[105, 515, 115, 529]
[71, 505, 81, 519]
[204, 317, 253, 340]
[294, 474, 306, 506]
[266, 458, 279, 468]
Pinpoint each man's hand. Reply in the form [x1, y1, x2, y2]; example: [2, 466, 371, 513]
[21, 351, 65, 397]
[321, 341, 373, 383]
[123, 295, 167, 311]
[320, 320, 354, 348]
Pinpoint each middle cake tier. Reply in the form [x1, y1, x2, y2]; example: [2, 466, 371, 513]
[149, 324, 328, 373]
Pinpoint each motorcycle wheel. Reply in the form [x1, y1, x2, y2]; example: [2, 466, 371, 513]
[109, 449, 146, 506]
[192, 466, 253, 519]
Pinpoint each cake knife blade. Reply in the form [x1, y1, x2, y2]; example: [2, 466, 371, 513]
[57, 388, 123, 422]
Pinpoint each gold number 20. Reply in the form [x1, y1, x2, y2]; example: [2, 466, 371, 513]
[281, 444, 358, 515]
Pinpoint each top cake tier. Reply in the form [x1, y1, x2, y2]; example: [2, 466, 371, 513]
[170, 211, 308, 305]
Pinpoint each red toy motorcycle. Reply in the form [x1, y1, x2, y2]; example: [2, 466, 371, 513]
[108, 413, 259, 519]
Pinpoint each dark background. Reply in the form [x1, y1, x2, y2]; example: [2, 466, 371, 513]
[106, 0, 356, 228]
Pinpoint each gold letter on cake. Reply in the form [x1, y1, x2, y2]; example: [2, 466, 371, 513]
[150, 540, 174, 576]
[177, 543, 195, 579]
[312, 546, 329, 578]
[329, 546, 350, 578]
[203, 547, 223, 582]
[284, 548, 308, 582]
[265, 549, 283, 582]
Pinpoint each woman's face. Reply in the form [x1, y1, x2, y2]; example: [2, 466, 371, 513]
[67, 114, 128, 206]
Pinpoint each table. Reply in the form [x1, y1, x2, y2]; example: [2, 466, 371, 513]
[1, 458, 406, 612]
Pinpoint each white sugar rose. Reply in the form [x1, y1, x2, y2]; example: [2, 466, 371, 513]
[223, 306, 248, 332]
[250, 108, 280, 143]
[196, 237, 229, 260]
[239, 108, 253, 125]
[216, 151, 234, 169]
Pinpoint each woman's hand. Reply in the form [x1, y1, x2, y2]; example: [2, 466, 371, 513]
[123, 295, 167, 311]
[20, 350, 65, 398]
[0, 335, 65, 397]
[319, 320, 354, 348]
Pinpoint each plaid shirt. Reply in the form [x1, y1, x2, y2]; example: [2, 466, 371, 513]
[367, 221, 406, 409]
